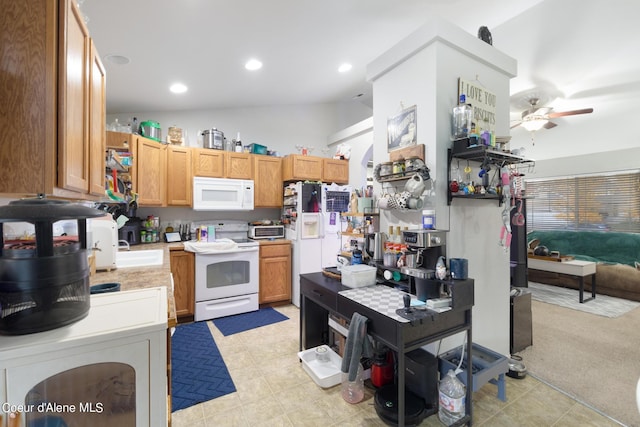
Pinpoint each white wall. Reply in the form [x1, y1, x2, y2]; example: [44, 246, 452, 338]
[367, 18, 517, 356]
[327, 117, 373, 190]
[107, 102, 372, 157]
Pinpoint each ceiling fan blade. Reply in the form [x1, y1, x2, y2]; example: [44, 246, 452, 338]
[510, 121, 522, 129]
[547, 108, 593, 118]
[544, 121, 557, 129]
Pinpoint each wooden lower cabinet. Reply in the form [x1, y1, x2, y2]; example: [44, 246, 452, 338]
[169, 247, 195, 321]
[259, 241, 292, 304]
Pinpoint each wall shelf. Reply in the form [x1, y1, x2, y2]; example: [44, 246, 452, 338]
[447, 144, 534, 206]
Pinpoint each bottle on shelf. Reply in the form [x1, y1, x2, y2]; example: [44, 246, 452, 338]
[452, 94, 473, 140]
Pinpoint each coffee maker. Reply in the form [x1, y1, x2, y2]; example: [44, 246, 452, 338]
[400, 229, 447, 299]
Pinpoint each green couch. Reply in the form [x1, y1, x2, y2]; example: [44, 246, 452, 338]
[527, 230, 640, 302]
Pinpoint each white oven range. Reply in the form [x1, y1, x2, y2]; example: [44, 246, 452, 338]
[185, 221, 259, 321]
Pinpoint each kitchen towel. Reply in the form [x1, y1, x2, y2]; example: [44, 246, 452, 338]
[340, 312, 373, 382]
[212, 307, 289, 336]
[171, 321, 236, 412]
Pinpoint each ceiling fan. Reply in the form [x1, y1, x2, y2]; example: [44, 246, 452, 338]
[511, 98, 593, 132]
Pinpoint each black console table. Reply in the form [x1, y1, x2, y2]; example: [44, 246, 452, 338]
[300, 272, 474, 426]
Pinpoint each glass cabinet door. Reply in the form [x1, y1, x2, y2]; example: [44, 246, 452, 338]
[6, 341, 148, 427]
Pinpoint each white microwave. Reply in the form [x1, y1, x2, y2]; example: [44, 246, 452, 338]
[193, 177, 254, 211]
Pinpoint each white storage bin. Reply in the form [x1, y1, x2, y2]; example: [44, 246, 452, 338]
[341, 264, 377, 288]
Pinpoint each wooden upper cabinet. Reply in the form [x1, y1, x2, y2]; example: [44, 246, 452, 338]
[88, 40, 106, 196]
[282, 154, 323, 182]
[254, 156, 282, 208]
[136, 137, 166, 206]
[106, 131, 133, 149]
[192, 148, 224, 177]
[166, 145, 192, 206]
[322, 158, 349, 184]
[0, 0, 108, 198]
[0, 1, 57, 195]
[225, 152, 253, 179]
[58, 0, 91, 193]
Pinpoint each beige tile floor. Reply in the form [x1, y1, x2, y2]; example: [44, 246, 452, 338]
[171, 304, 622, 427]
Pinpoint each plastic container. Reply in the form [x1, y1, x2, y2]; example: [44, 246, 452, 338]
[422, 209, 436, 229]
[248, 143, 267, 154]
[90, 282, 121, 294]
[452, 95, 473, 140]
[341, 363, 364, 403]
[341, 264, 376, 288]
[438, 369, 466, 425]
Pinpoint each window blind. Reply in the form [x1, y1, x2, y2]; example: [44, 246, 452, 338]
[525, 171, 640, 233]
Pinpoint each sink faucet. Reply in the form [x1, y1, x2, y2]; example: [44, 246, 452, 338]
[118, 240, 130, 251]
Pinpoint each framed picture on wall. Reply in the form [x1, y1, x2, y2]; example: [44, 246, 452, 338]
[387, 105, 417, 152]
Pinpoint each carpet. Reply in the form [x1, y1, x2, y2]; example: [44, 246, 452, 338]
[171, 321, 236, 412]
[518, 299, 640, 427]
[527, 281, 640, 318]
[212, 307, 289, 336]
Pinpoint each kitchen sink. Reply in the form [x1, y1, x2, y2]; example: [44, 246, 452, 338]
[116, 249, 164, 268]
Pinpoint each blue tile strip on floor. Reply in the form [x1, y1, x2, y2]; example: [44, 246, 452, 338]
[171, 321, 236, 412]
[212, 307, 289, 336]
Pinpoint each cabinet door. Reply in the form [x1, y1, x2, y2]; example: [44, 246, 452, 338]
[0, 1, 56, 195]
[322, 158, 349, 184]
[254, 156, 282, 207]
[88, 41, 106, 196]
[282, 155, 322, 181]
[136, 137, 166, 206]
[192, 148, 224, 177]
[225, 152, 253, 179]
[166, 146, 192, 206]
[170, 249, 195, 320]
[58, 0, 91, 193]
[259, 243, 291, 304]
[106, 131, 133, 149]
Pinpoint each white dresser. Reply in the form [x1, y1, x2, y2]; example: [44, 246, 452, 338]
[0, 287, 168, 427]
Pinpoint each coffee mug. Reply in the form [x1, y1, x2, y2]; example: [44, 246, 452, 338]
[378, 196, 390, 209]
[407, 197, 423, 210]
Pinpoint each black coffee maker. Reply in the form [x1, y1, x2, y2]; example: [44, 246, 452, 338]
[400, 229, 447, 298]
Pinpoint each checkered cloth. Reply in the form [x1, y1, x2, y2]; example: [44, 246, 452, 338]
[339, 285, 411, 323]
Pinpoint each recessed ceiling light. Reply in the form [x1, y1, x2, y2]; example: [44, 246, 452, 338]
[245, 59, 263, 71]
[338, 63, 352, 73]
[169, 83, 188, 94]
[104, 54, 130, 65]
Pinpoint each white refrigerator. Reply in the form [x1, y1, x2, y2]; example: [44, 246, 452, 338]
[286, 182, 351, 306]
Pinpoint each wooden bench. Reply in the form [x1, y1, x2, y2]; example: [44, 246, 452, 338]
[528, 258, 597, 303]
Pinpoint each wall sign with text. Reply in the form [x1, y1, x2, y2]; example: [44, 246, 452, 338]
[458, 78, 496, 134]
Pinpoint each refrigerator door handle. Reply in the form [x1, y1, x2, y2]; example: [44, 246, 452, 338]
[318, 212, 325, 238]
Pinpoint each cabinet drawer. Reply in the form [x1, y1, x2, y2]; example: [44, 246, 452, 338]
[301, 279, 337, 312]
[260, 243, 291, 258]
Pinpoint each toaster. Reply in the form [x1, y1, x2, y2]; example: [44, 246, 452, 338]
[248, 225, 285, 240]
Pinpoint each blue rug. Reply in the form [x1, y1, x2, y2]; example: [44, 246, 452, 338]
[171, 321, 236, 412]
[212, 307, 289, 336]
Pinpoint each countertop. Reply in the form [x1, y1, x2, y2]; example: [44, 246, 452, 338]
[90, 242, 182, 328]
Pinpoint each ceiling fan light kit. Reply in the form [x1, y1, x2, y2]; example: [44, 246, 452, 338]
[521, 118, 549, 132]
[511, 97, 593, 134]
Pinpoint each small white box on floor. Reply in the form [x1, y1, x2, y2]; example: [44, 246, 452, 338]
[298, 345, 342, 388]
